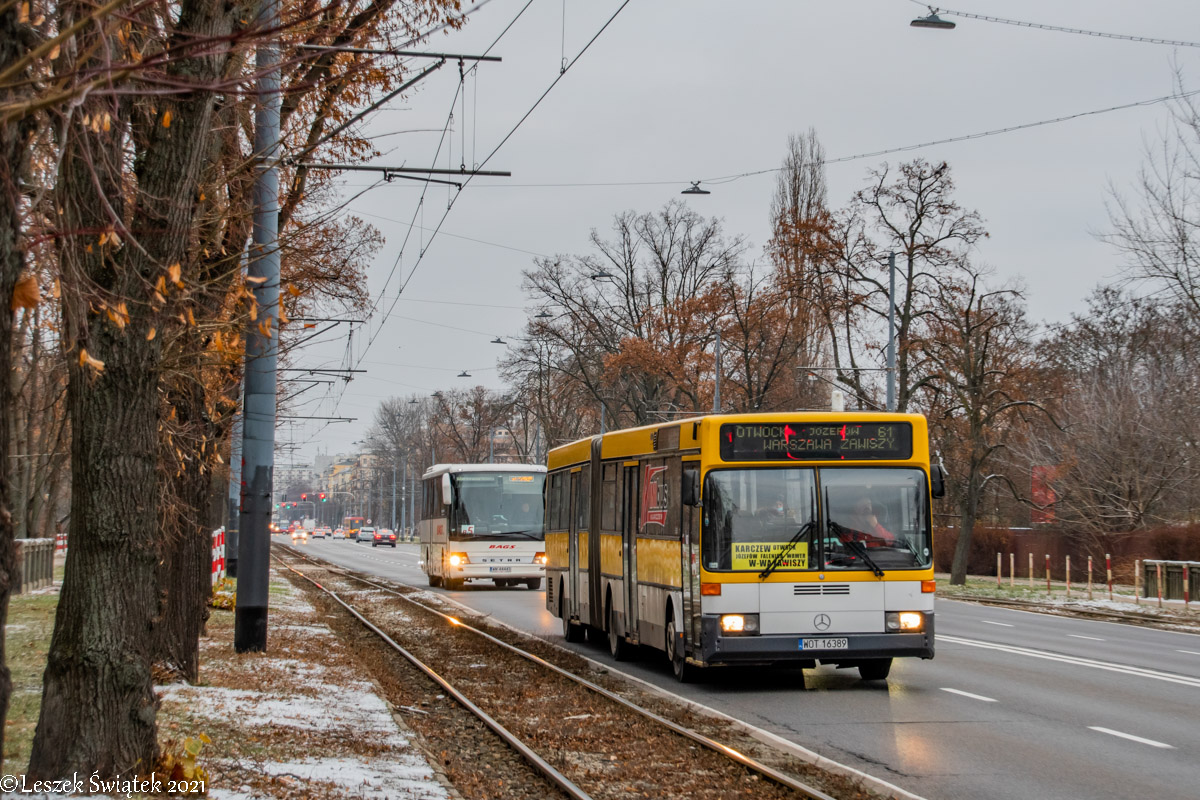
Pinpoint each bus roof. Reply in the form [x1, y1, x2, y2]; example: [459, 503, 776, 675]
[422, 463, 548, 480]
[547, 411, 930, 469]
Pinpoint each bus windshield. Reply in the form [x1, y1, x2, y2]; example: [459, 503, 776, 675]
[451, 472, 545, 540]
[702, 467, 931, 573]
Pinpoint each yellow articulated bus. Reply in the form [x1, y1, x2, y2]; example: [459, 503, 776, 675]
[545, 412, 944, 682]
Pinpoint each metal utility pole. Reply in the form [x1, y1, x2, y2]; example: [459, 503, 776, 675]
[886, 252, 897, 413]
[713, 330, 722, 413]
[235, 0, 281, 653]
[391, 454, 397, 530]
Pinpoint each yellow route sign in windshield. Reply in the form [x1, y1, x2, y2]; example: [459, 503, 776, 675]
[731, 542, 808, 571]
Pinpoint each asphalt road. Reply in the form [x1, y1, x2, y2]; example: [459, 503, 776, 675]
[285, 537, 1200, 800]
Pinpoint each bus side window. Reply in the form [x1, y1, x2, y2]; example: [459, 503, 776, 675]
[574, 466, 591, 531]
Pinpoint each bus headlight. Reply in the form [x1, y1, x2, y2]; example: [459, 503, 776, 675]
[534, 551, 547, 565]
[886, 611, 924, 632]
[720, 614, 759, 635]
[448, 552, 469, 567]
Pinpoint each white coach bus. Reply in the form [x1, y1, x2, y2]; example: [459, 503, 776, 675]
[419, 463, 547, 591]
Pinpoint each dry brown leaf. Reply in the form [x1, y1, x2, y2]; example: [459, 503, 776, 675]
[146, 327, 157, 341]
[49, 43, 60, 60]
[78, 348, 105, 372]
[18, 3, 29, 24]
[11, 274, 39, 310]
[168, 262, 182, 287]
[162, 110, 173, 128]
[245, 275, 266, 285]
[286, 283, 301, 297]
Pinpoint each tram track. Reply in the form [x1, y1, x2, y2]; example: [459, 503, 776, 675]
[275, 546, 885, 800]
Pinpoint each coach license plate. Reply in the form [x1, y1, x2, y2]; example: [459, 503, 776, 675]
[799, 638, 848, 651]
[489, 566, 512, 573]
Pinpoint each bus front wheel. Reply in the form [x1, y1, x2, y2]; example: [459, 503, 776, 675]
[666, 613, 692, 683]
[427, 573, 442, 588]
[858, 658, 893, 681]
[524, 578, 542, 591]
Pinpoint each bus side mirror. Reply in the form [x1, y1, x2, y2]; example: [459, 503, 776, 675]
[441, 473, 452, 505]
[930, 464, 946, 499]
[682, 469, 700, 507]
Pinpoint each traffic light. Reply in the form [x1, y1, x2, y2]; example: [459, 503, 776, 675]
[301, 493, 308, 501]
[319, 493, 327, 502]
[282, 493, 288, 502]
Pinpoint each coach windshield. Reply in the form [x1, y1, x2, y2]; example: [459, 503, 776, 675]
[701, 469, 818, 572]
[701, 467, 932, 572]
[451, 472, 545, 539]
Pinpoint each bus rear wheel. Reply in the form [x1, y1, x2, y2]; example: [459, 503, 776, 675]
[524, 578, 542, 591]
[607, 602, 630, 661]
[858, 658, 893, 681]
[561, 592, 585, 643]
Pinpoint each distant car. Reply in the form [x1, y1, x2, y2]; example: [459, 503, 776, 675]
[332, 527, 347, 540]
[288, 522, 299, 533]
[373, 529, 397, 548]
[312, 527, 329, 539]
[356, 526, 375, 543]
[290, 529, 307, 544]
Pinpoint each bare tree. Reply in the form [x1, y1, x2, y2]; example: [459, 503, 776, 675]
[1020, 289, 1200, 533]
[818, 159, 989, 411]
[1105, 79, 1200, 321]
[921, 269, 1044, 584]
[522, 202, 746, 427]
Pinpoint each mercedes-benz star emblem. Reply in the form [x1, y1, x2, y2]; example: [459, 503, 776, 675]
[814, 613, 831, 631]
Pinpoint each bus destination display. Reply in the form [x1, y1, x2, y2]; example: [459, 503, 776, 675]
[719, 422, 912, 461]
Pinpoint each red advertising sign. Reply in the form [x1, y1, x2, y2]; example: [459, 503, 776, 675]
[639, 463, 667, 530]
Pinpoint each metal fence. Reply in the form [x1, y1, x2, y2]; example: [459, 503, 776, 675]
[1142, 560, 1200, 602]
[15, 538, 56, 594]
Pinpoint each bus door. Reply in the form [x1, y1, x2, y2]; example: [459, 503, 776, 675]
[622, 463, 639, 642]
[587, 438, 603, 628]
[567, 470, 580, 622]
[682, 459, 702, 649]
[670, 457, 697, 658]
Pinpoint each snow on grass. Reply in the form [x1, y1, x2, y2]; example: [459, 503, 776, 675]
[256, 756, 447, 799]
[159, 683, 411, 744]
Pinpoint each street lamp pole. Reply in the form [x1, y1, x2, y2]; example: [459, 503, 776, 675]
[887, 252, 897, 412]
[713, 330, 722, 413]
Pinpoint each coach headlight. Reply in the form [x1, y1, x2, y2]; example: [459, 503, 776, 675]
[886, 611, 924, 632]
[448, 552, 469, 567]
[720, 613, 759, 635]
[534, 551, 547, 565]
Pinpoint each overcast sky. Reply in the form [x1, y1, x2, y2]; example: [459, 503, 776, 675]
[280, 0, 1198, 465]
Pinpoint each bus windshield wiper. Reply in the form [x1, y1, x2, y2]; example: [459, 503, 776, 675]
[758, 521, 815, 580]
[829, 522, 885, 577]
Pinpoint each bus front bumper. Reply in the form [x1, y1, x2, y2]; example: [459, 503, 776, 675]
[699, 614, 935, 665]
[447, 564, 545, 581]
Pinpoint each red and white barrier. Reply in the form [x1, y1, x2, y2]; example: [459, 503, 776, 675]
[55, 533, 68, 554]
[211, 528, 226, 587]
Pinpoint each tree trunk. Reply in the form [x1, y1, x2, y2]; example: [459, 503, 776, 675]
[30, 0, 234, 773]
[0, 3, 39, 772]
[950, 472, 981, 585]
[152, 376, 214, 681]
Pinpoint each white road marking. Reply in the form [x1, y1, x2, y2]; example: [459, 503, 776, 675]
[940, 688, 997, 703]
[1088, 727, 1174, 749]
[1176, 650, 1200, 656]
[980, 620, 1014, 627]
[937, 635, 1200, 688]
[1068, 634, 1105, 641]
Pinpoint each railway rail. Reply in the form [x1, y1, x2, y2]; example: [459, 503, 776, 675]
[274, 546, 886, 800]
